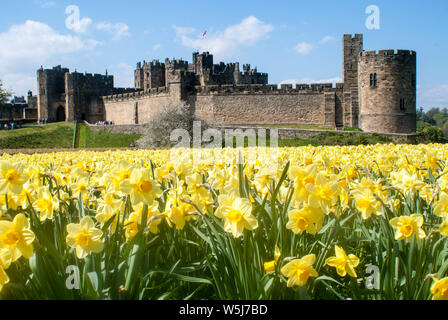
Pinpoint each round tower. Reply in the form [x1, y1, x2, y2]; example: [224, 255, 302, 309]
[358, 49, 417, 134]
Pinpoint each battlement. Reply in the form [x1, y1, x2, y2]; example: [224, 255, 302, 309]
[39, 65, 70, 74]
[361, 49, 417, 57]
[165, 58, 189, 69]
[102, 86, 169, 101]
[194, 83, 344, 95]
[344, 34, 363, 40]
[137, 59, 165, 68]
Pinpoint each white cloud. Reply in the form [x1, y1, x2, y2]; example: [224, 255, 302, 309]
[319, 36, 335, 44]
[173, 16, 274, 59]
[419, 84, 448, 109]
[111, 63, 134, 88]
[173, 25, 196, 37]
[294, 42, 315, 55]
[294, 35, 335, 55]
[40, 1, 56, 8]
[1, 73, 36, 98]
[97, 22, 130, 40]
[70, 17, 92, 34]
[280, 77, 342, 86]
[153, 44, 162, 51]
[0, 20, 100, 96]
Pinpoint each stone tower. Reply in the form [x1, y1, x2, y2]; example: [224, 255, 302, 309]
[134, 60, 166, 90]
[192, 52, 214, 86]
[358, 50, 417, 134]
[342, 34, 363, 128]
[165, 58, 190, 101]
[37, 65, 69, 122]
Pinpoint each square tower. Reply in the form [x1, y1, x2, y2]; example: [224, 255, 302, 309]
[343, 34, 363, 91]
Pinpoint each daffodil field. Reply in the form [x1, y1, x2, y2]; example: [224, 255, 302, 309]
[1, 144, 448, 300]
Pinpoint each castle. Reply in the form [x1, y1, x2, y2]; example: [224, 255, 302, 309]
[35, 34, 417, 134]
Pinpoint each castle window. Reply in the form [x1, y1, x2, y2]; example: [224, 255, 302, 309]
[369, 73, 378, 87]
[400, 99, 406, 111]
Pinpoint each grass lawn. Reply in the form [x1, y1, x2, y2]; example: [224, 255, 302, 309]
[0, 122, 142, 149]
[76, 124, 142, 148]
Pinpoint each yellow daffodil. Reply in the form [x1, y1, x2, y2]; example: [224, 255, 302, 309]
[306, 172, 339, 214]
[390, 169, 425, 195]
[215, 192, 258, 238]
[0, 249, 12, 292]
[264, 245, 281, 273]
[280, 254, 318, 287]
[434, 192, 448, 219]
[119, 168, 162, 205]
[286, 205, 324, 235]
[0, 214, 35, 263]
[66, 216, 104, 259]
[95, 191, 123, 231]
[289, 164, 317, 203]
[325, 245, 360, 277]
[351, 188, 382, 220]
[389, 214, 426, 241]
[431, 277, 448, 300]
[33, 188, 59, 221]
[439, 221, 448, 237]
[124, 202, 163, 241]
[0, 161, 29, 195]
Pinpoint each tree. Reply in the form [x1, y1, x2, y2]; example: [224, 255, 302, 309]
[0, 79, 13, 120]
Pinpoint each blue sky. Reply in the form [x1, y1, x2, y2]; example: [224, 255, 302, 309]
[0, 0, 447, 110]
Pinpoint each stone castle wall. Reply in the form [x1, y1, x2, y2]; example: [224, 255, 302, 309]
[102, 87, 176, 125]
[102, 83, 344, 128]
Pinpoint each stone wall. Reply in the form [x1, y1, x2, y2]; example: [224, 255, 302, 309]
[102, 88, 176, 125]
[193, 92, 326, 126]
[191, 85, 342, 127]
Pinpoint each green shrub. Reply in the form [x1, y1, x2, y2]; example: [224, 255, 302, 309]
[416, 125, 446, 144]
[343, 126, 363, 132]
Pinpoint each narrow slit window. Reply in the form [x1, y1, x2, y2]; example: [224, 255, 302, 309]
[370, 73, 378, 87]
[400, 99, 406, 111]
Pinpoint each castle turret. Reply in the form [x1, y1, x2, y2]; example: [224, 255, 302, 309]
[135, 62, 144, 90]
[37, 65, 69, 122]
[358, 50, 417, 134]
[342, 34, 363, 127]
[165, 58, 191, 101]
[193, 52, 214, 85]
[233, 62, 241, 84]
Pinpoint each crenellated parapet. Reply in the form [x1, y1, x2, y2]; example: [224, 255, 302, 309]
[102, 86, 169, 102]
[360, 49, 416, 57]
[194, 83, 344, 95]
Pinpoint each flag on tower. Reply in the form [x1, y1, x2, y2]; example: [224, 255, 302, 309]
[203, 30, 207, 37]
